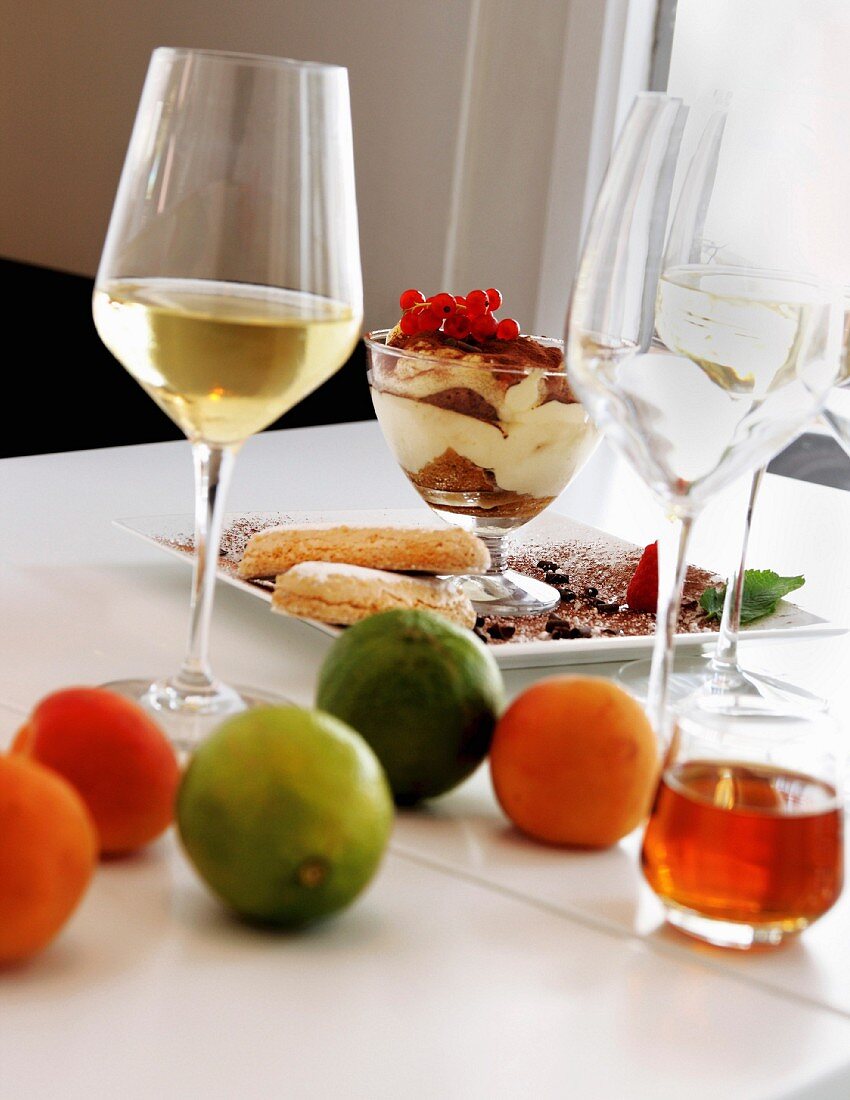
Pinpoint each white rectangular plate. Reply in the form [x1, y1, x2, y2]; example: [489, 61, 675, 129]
[116, 509, 845, 670]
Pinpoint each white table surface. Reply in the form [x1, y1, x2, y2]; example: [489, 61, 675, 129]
[3, 421, 850, 1100]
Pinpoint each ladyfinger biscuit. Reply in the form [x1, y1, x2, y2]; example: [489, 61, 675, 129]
[271, 561, 477, 629]
[238, 524, 489, 579]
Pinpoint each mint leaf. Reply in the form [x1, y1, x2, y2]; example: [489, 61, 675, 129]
[699, 585, 725, 620]
[699, 570, 805, 625]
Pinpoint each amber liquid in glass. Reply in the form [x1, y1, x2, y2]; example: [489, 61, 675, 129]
[642, 761, 843, 929]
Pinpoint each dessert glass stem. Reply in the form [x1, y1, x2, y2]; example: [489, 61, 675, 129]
[706, 466, 764, 693]
[647, 512, 694, 746]
[481, 534, 508, 575]
[456, 527, 560, 617]
[170, 441, 238, 697]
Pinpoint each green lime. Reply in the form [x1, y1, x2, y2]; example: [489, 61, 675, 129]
[316, 609, 505, 804]
[176, 706, 393, 927]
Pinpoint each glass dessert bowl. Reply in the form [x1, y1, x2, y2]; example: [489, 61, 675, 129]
[366, 316, 599, 616]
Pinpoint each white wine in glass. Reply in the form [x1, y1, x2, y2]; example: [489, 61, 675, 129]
[93, 49, 362, 749]
[94, 280, 359, 444]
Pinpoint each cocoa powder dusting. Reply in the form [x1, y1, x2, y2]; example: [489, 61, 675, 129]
[160, 514, 286, 591]
[476, 540, 720, 644]
[158, 519, 721, 645]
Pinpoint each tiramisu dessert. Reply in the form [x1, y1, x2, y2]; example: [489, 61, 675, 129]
[367, 288, 598, 529]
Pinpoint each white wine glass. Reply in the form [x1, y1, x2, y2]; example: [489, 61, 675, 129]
[618, 90, 850, 719]
[93, 48, 362, 749]
[566, 92, 843, 743]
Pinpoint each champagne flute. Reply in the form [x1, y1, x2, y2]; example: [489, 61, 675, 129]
[93, 48, 362, 749]
[566, 92, 843, 744]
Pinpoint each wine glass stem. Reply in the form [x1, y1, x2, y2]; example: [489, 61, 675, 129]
[647, 512, 694, 745]
[171, 441, 238, 696]
[707, 466, 765, 691]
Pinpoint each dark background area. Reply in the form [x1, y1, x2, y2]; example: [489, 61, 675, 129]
[2, 257, 374, 460]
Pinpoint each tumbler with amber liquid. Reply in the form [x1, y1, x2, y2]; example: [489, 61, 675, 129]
[642, 700, 843, 949]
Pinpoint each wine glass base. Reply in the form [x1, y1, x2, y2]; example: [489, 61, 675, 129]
[617, 656, 826, 715]
[660, 897, 808, 949]
[459, 569, 561, 617]
[101, 677, 288, 755]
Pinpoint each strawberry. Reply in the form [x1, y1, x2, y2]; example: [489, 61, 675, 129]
[626, 542, 658, 613]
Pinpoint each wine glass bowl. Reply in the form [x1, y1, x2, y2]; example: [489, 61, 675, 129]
[93, 48, 362, 749]
[366, 330, 599, 615]
[571, 267, 840, 519]
[93, 282, 361, 447]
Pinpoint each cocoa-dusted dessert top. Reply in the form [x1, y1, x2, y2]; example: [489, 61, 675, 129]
[376, 285, 579, 407]
[380, 326, 578, 410]
[386, 323, 564, 372]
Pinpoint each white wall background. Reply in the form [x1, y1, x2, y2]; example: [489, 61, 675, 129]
[0, 1, 471, 331]
[0, 0, 651, 334]
[667, 0, 850, 284]
[668, 0, 850, 104]
[14, 4, 850, 336]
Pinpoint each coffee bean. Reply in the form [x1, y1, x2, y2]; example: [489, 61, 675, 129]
[544, 617, 571, 634]
[546, 572, 571, 586]
[486, 622, 516, 641]
[559, 589, 576, 603]
[549, 624, 591, 640]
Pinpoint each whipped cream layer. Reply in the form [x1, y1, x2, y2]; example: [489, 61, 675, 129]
[371, 388, 598, 499]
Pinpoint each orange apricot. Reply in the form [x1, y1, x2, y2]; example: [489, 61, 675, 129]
[0, 754, 97, 964]
[489, 676, 658, 848]
[13, 687, 180, 857]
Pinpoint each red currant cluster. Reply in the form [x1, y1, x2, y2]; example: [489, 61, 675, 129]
[397, 287, 521, 343]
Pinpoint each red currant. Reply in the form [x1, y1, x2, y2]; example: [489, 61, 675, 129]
[399, 288, 425, 310]
[465, 289, 490, 318]
[496, 317, 520, 340]
[485, 287, 503, 311]
[399, 311, 420, 336]
[443, 313, 471, 339]
[471, 313, 498, 341]
[429, 292, 457, 317]
[417, 306, 442, 333]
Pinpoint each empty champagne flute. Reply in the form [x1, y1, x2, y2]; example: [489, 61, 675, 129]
[566, 92, 843, 744]
[94, 48, 362, 748]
